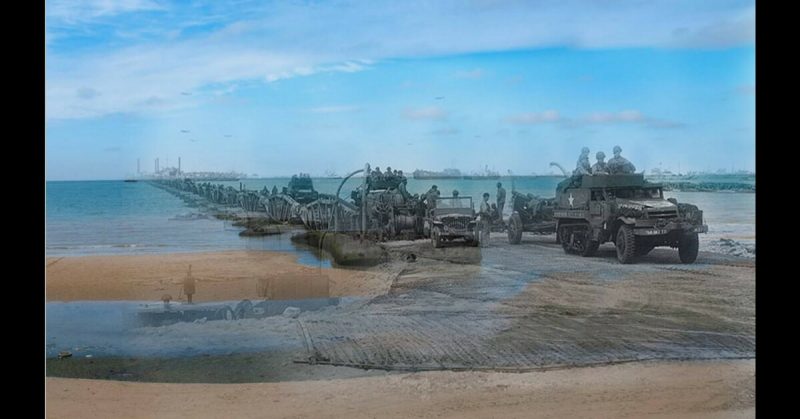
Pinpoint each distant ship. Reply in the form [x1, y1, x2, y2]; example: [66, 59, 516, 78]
[323, 170, 343, 179]
[462, 166, 501, 180]
[412, 168, 462, 179]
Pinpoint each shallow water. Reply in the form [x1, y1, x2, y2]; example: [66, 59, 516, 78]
[45, 298, 355, 358]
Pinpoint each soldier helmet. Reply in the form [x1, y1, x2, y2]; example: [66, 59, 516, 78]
[483, 192, 490, 198]
[613, 145, 622, 154]
[496, 182, 502, 188]
[432, 185, 438, 189]
[581, 146, 590, 154]
[452, 189, 459, 196]
[596, 151, 605, 159]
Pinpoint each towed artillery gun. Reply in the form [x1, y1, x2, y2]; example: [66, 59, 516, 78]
[506, 191, 557, 244]
[553, 173, 708, 264]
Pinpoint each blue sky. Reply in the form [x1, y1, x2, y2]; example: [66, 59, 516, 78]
[45, 0, 755, 180]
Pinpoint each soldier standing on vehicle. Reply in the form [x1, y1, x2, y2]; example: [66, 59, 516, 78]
[574, 147, 592, 176]
[424, 185, 440, 214]
[452, 189, 463, 207]
[183, 264, 196, 304]
[479, 193, 492, 246]
[496, 182, 506, 221]
[607, 145, 636, 174]
[592, 151, 608, 174]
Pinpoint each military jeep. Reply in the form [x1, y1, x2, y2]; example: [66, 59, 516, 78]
[552, 173, 708, 264]
[425, 196, 478, 248]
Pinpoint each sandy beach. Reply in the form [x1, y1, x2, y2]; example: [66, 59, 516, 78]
[45, 241, 755, 418]
[46, 251, 396, 302]
[46, 359, 754, 419]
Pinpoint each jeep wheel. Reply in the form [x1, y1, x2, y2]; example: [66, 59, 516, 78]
[431, 227, 442, 248]
[581, 239, 599, 257]
[678, 233, 699, 264]
[507, 213, 523, 244]
[615, 225, 637, 264]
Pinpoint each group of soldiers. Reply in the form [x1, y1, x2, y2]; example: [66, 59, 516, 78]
[574, 145, 636, 176]
[370, 166, 407, 185]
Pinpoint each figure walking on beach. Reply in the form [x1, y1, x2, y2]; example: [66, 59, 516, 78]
[479, 193, 492, 247]
[183, 264, 196, 304]
[496, 182, 506, 222]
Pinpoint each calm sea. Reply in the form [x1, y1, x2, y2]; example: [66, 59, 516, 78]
[45, 177, 755, 257]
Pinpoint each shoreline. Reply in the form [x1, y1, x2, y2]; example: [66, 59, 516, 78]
[45, 250, 397, 302]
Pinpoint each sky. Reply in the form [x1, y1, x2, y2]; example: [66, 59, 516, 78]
[45, 0, 756, 180]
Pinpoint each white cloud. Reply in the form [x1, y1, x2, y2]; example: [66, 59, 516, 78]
[737, 84, 756, 95]
[585, 110, 644, 123]
[404, 107, 448, 120]
[46, 0, 165, 23]
[307, 105, 361, 114]
[432, 127, 461, 135]
[581, 110, 683, 129]
[46, 0, 754, 119]
[506, 110, 561, 124]
[506, 109, 682, 129]
[455, 68, 485, 79]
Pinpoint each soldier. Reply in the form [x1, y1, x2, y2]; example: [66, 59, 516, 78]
[607, 145, 636, 174]
[183, 264, 196, 304]
[496, 182, 506, 220]
[478, 193, 492, 246]
[424, 185, 440, 214]
[271, 185, 278, 195]
[452, 189, 462, 207]
[592, 151, 608, 174]
[573, 147, 592, 176]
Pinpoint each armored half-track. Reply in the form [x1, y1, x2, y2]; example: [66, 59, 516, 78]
[553, 173, 708, 264]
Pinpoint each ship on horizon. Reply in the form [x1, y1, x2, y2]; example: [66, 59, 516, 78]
[413, 166, 501, 180]
[412, 168, 463, 180]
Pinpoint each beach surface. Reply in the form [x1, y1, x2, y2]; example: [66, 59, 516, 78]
[46, 359, 754, 419]
[46, 251, 395, 302]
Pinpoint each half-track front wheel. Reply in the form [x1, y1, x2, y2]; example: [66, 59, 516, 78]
[616, 225, 637, 264]
[507, 213, 523, 244]
[678, 233, 699, 264]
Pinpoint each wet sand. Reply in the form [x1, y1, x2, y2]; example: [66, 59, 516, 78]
[45, 251, 397, 302]
[46, 359, 754, 419]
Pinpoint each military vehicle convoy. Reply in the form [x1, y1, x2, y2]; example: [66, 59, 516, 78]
[552, 173, 708, 264]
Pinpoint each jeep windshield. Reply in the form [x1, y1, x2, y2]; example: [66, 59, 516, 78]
[436, 197, 473, 209]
